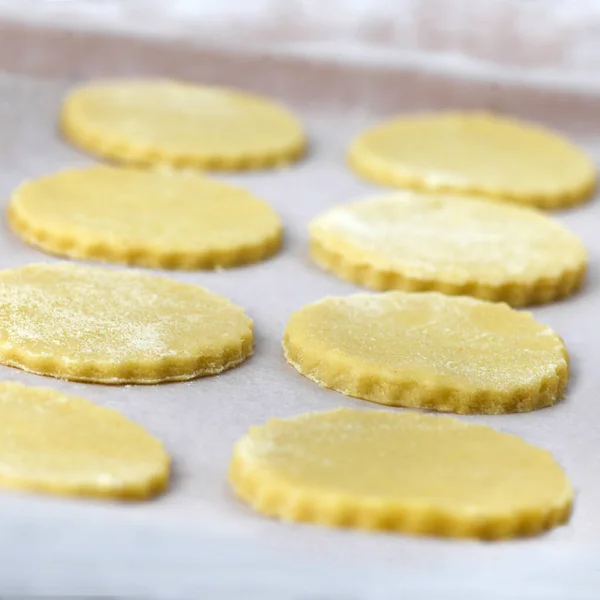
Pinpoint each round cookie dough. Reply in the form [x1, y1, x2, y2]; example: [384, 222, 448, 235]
[9, 166, 283, 270]
[0, 381, 169, 500]
[0, 263, 253, 384]
[310, 191, 587, 306]
[229, 408, 572, 539]
[61, 79, 306, 170]
[348, 112, 596, 209]
[283, 292, 568, 414]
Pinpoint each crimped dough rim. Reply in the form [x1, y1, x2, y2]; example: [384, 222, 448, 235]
[310, 233, 586, 307]
[8, 202, 283, 271]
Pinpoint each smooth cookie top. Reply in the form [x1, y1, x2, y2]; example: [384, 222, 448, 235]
[348, 112, 596, 208]
[283, 291, 568, 413]
[61, 79, 306, 169]
[310, 191, 587, 304]
[0, 381, 169, 500]
[230, 408, 572, 539]
[0, 263, 253, 383]
[9, 166, 283, 269]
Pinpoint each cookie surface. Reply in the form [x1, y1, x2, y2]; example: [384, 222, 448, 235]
[0, 263, 253, 383]
[229, 408, 572, 539]
[310, 191, 587, 305]
[0, 381, 168, 500]
[283, 292, 567, 413]
[61, 79, 305, 170]
[9, 166, 282, 270]
[348, 112, 596, 208]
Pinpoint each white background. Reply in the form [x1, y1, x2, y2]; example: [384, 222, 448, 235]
[2, 1, 600, 80]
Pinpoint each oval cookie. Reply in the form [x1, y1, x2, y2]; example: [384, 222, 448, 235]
[9, 166, 283, 270]
[0, 381, 168, 500]
[61, 79, 306, 170]
[310, 191, 587, 305]
[0, 263, 253, 384]
[229, 409, 572, 539]
[348, 112, 596, 209]
[283, 292, 568, 414]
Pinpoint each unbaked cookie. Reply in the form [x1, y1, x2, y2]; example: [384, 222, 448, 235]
[229, 408, 572, 539]
[348, 112, 596, 209]
[0, 381, 168, 500]
[283, 292, 567, 413]
[9, 166, 282, 269]
[0, 263, 253, 384]
[61, 79, 305, 170]
[310, 191, 587, 306]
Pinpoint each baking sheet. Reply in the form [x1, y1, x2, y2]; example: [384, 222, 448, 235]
[0, 28, 599, 600]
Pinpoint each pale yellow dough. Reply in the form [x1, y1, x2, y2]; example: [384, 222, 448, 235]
[348, 112, 596, 209]
[310, 191, 587, 305]
[229, 409, 572, 539]
[283, 292, 568, 414]
[61, 79, 306, 169]
[9, 166, 283, 269]
[0, 381, 169, 500]
[0, 263, 253, 384]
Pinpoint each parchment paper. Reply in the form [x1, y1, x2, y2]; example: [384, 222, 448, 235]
[0, 72, 598, 599]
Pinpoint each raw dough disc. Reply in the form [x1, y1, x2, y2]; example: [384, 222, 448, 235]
[9, 166, 283, 270]
[283, 292, 568, 414]
[61, 79, 306, 170]
[0, 263, 253, 384]
[0, 381, 169, 500]
[348, 112, 596, 209]
[309, 191, 587, 306]
[229, 408, 572, 539]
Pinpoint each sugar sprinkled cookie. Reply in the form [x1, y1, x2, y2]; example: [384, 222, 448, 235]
[229, 408, 572, 539]
[0, 382, 168, 500]
[348, 112, 596, 209]
[61, 79, 305, 170]
[310, 191, 587, 305]
[9, 166, 282, 270]
[0, 263, 253, 384]
[283, 292, 568, 414]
